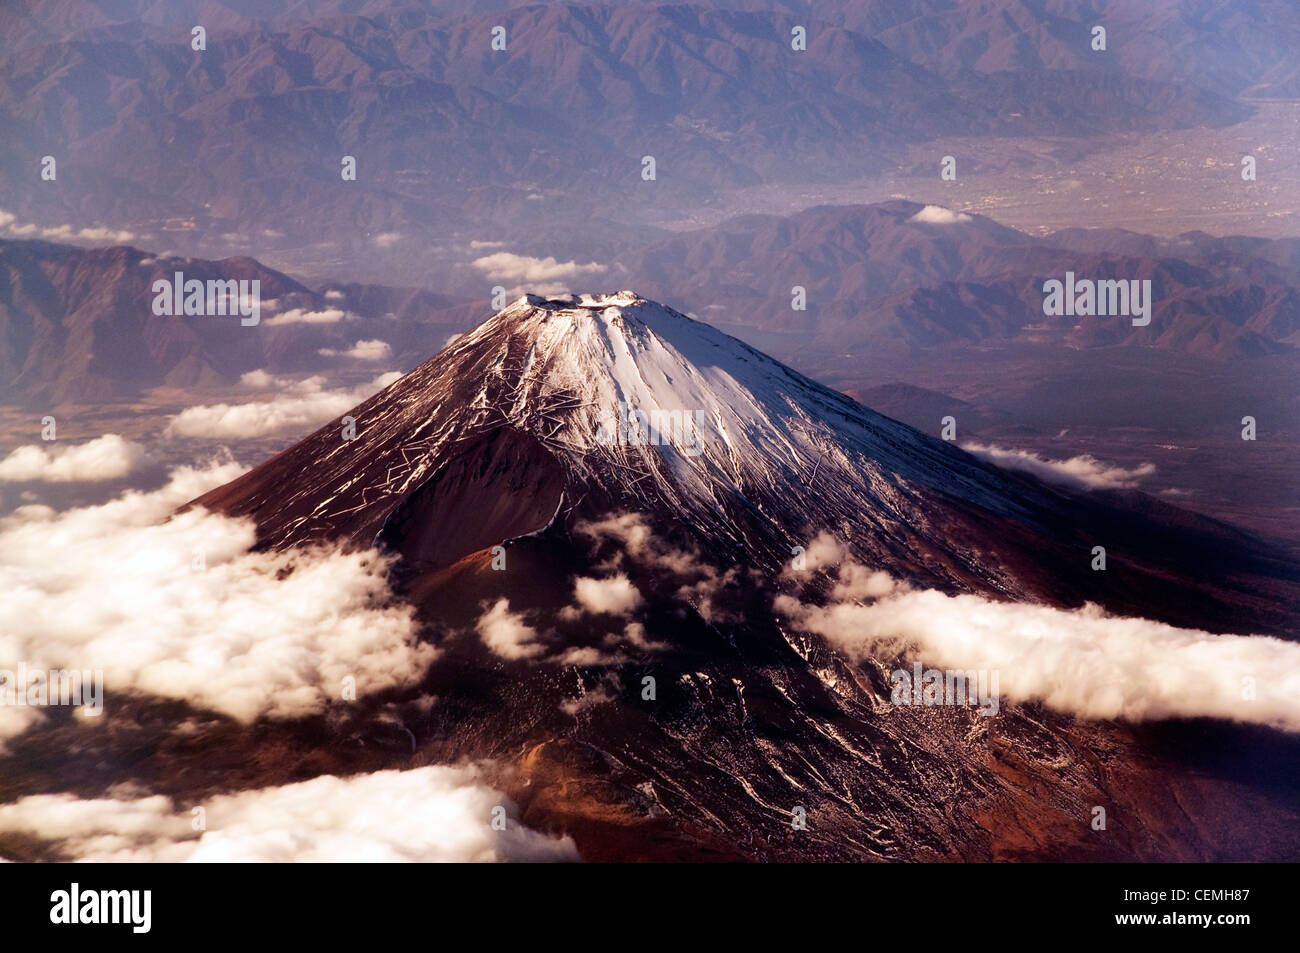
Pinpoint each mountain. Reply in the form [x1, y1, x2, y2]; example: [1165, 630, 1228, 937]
[0, 2, 1256, 256]
[0, 239, 475, 404]
[186, 291, 1300, 860]
[6, 0, 1294, 100]
[195, 290, 1296, 628]
[616, 201, 1300, 359]
[802, 0, 1300, 100]
[7, 195, 1297, 408]
[844, 382, 1012, 434]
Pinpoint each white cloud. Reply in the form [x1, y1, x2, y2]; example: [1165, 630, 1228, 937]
[475, 584, 640, 665]
[469, 240, 506, 250]
[472, 253, 604, 286]
[963, 443, 1156, 491]
[52, 225, 135, 242]
[555, 646, 618, 666]
[0, 766, 577, 862]
[166, 373, 398, 439]
[476, 598, 544, 660]
[559, 680, 616, 716]
[575, 513, 736, 622]
[570, 575, 643, 616]
[0, 208, 134, 244]
[239, 369, 275, 389]
[0, 462, 437, 743]
[909, 205, 972, 225]
[0, 435, 146, 483]
[264, 307, 347, 327]
[323, 289, 345, 300]
[372, 232, 403, 249]
[318, 339, 392, 361]
[575, 513, 658, 565]
[777, 535, 1300, 733]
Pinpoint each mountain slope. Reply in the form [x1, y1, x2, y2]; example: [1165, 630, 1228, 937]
[181, 291, 1300, 861]
[195, 290, 1298, 632]
[0, 239, 475, 404]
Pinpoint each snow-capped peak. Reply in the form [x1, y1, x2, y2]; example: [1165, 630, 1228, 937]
[198, 291, 1049, 585]
[446, 291, 1017, 547]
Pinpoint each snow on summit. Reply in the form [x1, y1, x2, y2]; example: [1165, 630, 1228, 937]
[191, 290, 1092, 594]
[424, 291, 1030, 542]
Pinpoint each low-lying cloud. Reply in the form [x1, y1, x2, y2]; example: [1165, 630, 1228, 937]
[0, 766, 577, 862]
[470, 535, 664, 664]
[474, 592, 637, 666]
[0, 208, 134, 244]
[570, 575, 643, 616]
[318, 339, 392, 361]
[264, 307, 348, 326]
[0, 461, 436, 744]
[165, 372, 400, 439]
[476, 598, 545, 660]
[575, 513, 738, 623]
[472, 252, 604, 287]
[963, 442, 1156, 491]
[909, 205, 972, 225]
[777, 535, 1300, 733]
[0, 435, 146, 483]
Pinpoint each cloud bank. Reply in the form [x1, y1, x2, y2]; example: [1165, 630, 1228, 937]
[963, 442, 1156, 491]
[472, 252, 604, 288]
[0, 766, 577, 862]
[166, 372, 400, 439]
[0, 208, 134, 244]
[318, 339, 392, 361]
[777, 535, 1300, 732]
[0, 462, 436, 743]
[0, 435, 146, 482]
[264, 307, 348, 327]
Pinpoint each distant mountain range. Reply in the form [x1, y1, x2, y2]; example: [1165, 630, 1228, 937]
[618, 200, 1300, 359]
[2, 0, 1283, 254]
[7, 0, 1295, 98]
[4, 199, 1295, 404]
